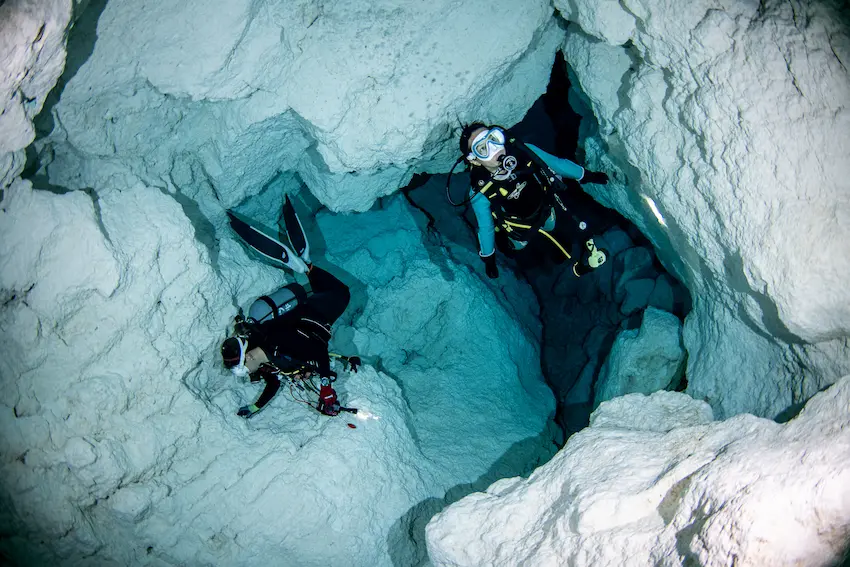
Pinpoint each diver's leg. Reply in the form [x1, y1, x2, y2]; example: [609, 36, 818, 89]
[227, 211, 308, 273]
[282, 195, 310, 263]
[305, 265, 351, 323]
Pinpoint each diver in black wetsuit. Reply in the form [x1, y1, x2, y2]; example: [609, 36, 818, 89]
[221, 197, 360, 418]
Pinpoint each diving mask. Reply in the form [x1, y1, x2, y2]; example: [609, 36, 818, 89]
[468, 127, 505, 161]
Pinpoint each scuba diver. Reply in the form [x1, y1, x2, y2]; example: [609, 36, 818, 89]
[221, 196, 361, 418]
[449, 123, 610, 279]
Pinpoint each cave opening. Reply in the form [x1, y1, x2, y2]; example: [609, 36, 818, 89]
[9, 1, 848, 565]
[404, 50, 693, 442]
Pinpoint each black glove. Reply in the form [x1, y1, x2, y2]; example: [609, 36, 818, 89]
[237, 404, 259, 418]
[347, 356, 361, 373]
[480, 252, 499, 279]
[580, 170, 609, 185]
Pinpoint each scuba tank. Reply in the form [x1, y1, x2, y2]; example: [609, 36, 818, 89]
[246, 283, 308, 324]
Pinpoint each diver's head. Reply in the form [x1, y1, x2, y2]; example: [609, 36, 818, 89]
[221, 336, 267, 378]
[459, 122, 487, 156]
[462, 124, 507, 168]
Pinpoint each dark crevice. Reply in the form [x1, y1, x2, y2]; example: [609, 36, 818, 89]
[156, 185, 221, 270]
[401, 52, 692, 445]
[18, 0, 109, 208]
[29, 0, 109, 145]
[723, 251, 804, 345]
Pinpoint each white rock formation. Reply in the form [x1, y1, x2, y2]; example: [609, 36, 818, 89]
[0, 0, 73, 187]
[37, 0, 565, 212]
[1, 1, 561, 563]
[3, 0, 850, 564]
[594, 307, 685, 405]
[0, 186, 556, 565]
[427, 376, 850, 567]
[560, 0, 850, 418]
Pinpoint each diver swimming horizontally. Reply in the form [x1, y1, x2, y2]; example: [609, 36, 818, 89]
[448, 123, 610, 279]
[221, 196, 361, 418]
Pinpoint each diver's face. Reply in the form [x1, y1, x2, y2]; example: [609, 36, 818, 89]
[467, 127, 506, 170]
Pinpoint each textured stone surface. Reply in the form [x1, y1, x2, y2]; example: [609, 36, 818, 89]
[620, 277, 655, 316]
[648, 274, 676, 312]
[427, 376, 850, 567]
[555, 0, 636, 46]
[0, 180, 555, 565]
[3, 0, 850, 564]
[0, 2, 564, 560]
[38, 0, 564, 212]
[612, 246, 655, 302]
[562, 0, 850, 417]
[0, 0, 73, 184]
[594, 307, 685, 405]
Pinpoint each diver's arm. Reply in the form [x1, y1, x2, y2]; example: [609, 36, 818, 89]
[252, 371, 282, 410]
[470, 192, 496, 256]
[524, 143, 584, 180]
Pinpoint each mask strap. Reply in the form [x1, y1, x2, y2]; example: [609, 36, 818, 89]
[236, 336, 247, 368]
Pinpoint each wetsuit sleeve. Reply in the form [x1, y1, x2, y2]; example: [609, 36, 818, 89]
[470, 191, 496, 257]
[525, 143, 585, 181]
[305, 266, 350, 324]
[253, 372, 281, 409]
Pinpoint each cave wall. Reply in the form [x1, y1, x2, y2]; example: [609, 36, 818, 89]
[557, 0, 850, 417]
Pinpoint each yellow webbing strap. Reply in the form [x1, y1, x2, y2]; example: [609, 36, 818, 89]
[478, 181, 493, 194]
[500, 220, 571, 259]
[538, 229, 571, 260]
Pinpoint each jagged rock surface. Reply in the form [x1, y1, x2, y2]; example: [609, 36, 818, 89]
[594, 307, 685, 406]
[427, 376, 850, 567]
[0, 0, 73, 187]
[559, 0, 850, 417]
[38, 0, 564, 212]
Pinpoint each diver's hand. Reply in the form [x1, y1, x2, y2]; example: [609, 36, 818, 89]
[237, 405, 259, 418]
[480, 252, 499, 279]
[580, 170, 609, 185]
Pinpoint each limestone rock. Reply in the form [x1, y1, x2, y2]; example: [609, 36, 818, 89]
[613, 246, 655, 302]
[620, 278, 655, 316]
[648, 273, 676, 313]
[554, 0, 636, 46]
[562, 25, 634, 135]
[594, 307, 685, 406]
[564, 358, 598, 406]
[0, 0, 73, 183]
[427, 375, 850, 567]
[40, 0, 565, 211]
[562, 0, 850, 417]
[589, 390, 713, 432]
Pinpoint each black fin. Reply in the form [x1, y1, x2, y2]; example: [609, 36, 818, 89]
[282, 195, 309, 259]
[227, 211, 307, 273]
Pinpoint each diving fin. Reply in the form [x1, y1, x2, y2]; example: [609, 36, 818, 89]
[585, 239, 607, 268]
[227, 211, 308, 273]
[572, 239, 608, 278]
[282, 195, 310, 264]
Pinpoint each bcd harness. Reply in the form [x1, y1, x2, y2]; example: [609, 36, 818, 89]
[235, 288, 355, 378]
[477, 148, 573, 261]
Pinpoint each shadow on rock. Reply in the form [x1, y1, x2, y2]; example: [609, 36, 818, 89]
[387, 426, 559, 567]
